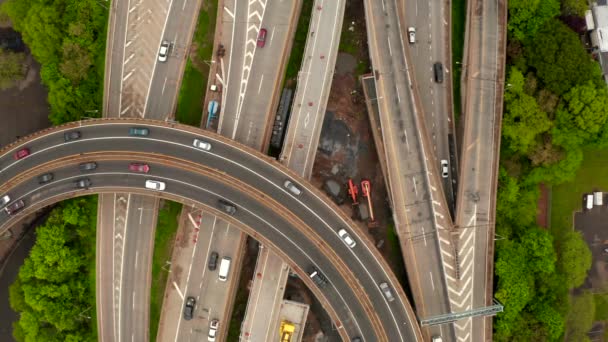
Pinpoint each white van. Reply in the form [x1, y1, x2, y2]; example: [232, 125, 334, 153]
[586, 194, 594, 210]
[218, 257, 232, 282]
[595, 192, 603, 206]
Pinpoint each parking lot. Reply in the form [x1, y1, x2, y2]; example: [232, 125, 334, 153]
[574, 192, 608, 289]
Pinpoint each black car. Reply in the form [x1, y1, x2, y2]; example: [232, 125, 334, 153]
[38, 173, 54, 184]
[208, 251, 219, 271]
[183, 296, 196, 320]
[308, 266, 328, 287]
[64, 131, 81, 142]
[433, 62, 444, 83]
[217, 199, 237, 216]
[75, 178, 92, 189]
[79, 162, 97, 172]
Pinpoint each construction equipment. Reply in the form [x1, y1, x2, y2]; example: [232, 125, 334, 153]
[347, 179, 359, 205]
[280, 320, 295, 342]
[361, 180, 378, 228]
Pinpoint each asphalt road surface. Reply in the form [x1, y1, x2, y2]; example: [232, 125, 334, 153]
[0, 120, 424, 341]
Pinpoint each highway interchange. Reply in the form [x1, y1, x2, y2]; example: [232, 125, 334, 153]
[0, 120, 423, 341]
[0, 0, 507, 339]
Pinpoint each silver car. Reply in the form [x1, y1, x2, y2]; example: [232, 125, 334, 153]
[0, 195, 10, 209]
[158, 40, 170, 62]
[379, 282, 395, 302]
[193, 138, 212, 151]
[284, 180, 302, 196]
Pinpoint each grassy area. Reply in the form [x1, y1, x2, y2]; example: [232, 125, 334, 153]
[386, 222, 408, 286]
[284, 0, 314, 81]
[551, 148, 608, 241]
[451, 0, 466, 121]
[149, 201, 182, 342]
[175, 0, 218, 127]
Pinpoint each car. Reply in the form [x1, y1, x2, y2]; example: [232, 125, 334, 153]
[407, 27, 416, 44]
[79, 162, 98, 172]
[440, 160, 449, 178]
[432, 336, 443, 342]
[4, 199, 25, 215]
[217, 199, 237, 215]
[208, 251, 219, 271]
[193, 138, 212, 151]
[145, 180, 166, 191]
[338, 228, 356, 248]
[75, 178, 92, 189]
[0, 195, 10, 209]
[379, 282, 395, 302]
[128, 127, 149, 136]
[257, 28, 267, 48]
[351, 337, 363, 342]
[129, 163, 150, 173]
[13, 148, 30, 160]
[283, 180, 302, 196]
[208, 319, 219, 341]
[309, 266, 329, 287]
[158, 40, 170, 62]
[38, 173, 54, 184]
[433, 62, 444, 83]
[63, 131, 81, 142]
[183, 296, 195, 320]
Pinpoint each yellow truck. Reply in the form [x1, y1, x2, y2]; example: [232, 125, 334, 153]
[280, 320, 295, 342]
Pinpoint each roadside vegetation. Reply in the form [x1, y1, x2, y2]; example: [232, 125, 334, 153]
[1, 0, 108, 124]
[0, 49, 26, 90]
[149, 201, 182, 342]
[494, 0, 605, 339]
[9, 197, 98, 341]
[451, 0, 466, 120]
[175, 0, 218, 127]
[284, 0, 314, 81]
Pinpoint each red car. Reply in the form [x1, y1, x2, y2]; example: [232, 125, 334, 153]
[257, 28, 267, 48]
[129, 163, 150, 173]
[13, 148, 30, 160]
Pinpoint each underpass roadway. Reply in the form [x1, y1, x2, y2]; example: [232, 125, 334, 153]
[101, 0, 204, 338]
[0, 119, 425, 341]
[453, 0, 507, 340]
[364, 0, 460, 340]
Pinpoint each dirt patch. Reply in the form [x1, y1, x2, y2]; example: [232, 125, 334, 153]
[537, 183, 549, 228]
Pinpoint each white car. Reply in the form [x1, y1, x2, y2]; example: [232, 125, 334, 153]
[338, 228, 356, 248]
[379, 282, 395, 302]
[408, 27, 416, 44]
[284, 180, 302, 196]
[193, 138, 212, 151]
[145, 180, 166, 191]
[208, 319, 219, 341]
[158, 40, 170, 62]
[440, 160, 449, 178]
[0, 195, 10, 209]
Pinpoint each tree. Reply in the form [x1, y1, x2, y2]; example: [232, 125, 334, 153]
[526, 19, 603, 95]
[508, 0, 560, 41]
[557, 230, 592, 289]
[60, 40, 92, 84]
[561, 0, 588, 17]
[0, 49, 26, 89]
[528, 137, 564, 167]
[565, 292, 595, 341]
[553, 81, 608, 148]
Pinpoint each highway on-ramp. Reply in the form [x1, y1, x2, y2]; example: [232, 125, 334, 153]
[0, 119, 424, 341]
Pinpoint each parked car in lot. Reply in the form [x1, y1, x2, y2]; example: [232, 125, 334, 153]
[158, 40, 170, 62]
[129, 163, 150, 173]
[208, 251, 219, 271]
[379, 282, 395, 302]
[208, 319, 219, 341]
[283, 180, 302, 196]
[13, 148, 30, 160]
[79, 162, 98, 172]
[217, 199, 237, 215]
[257, 28, 267, 48]
[38, 173, 54, 184]
[338, 228, 357, 248]
[75, 178, 92, 189]
[183, 296, 195, 320]
[0, 195, 10, 209]
[145, 180, 166, 191]
[63, 131, 81, 142]
[129, 127, 149, 136]
[193, 138, 212, 151]
[4, 199, 25, 216]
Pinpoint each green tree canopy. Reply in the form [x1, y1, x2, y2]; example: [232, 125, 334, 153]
[508, 0, 560, 41]
[526, 19, 603, 95]
[557, 230, 592, 289]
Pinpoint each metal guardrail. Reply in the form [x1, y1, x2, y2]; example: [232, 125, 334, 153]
[419, 300, 504, 326]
